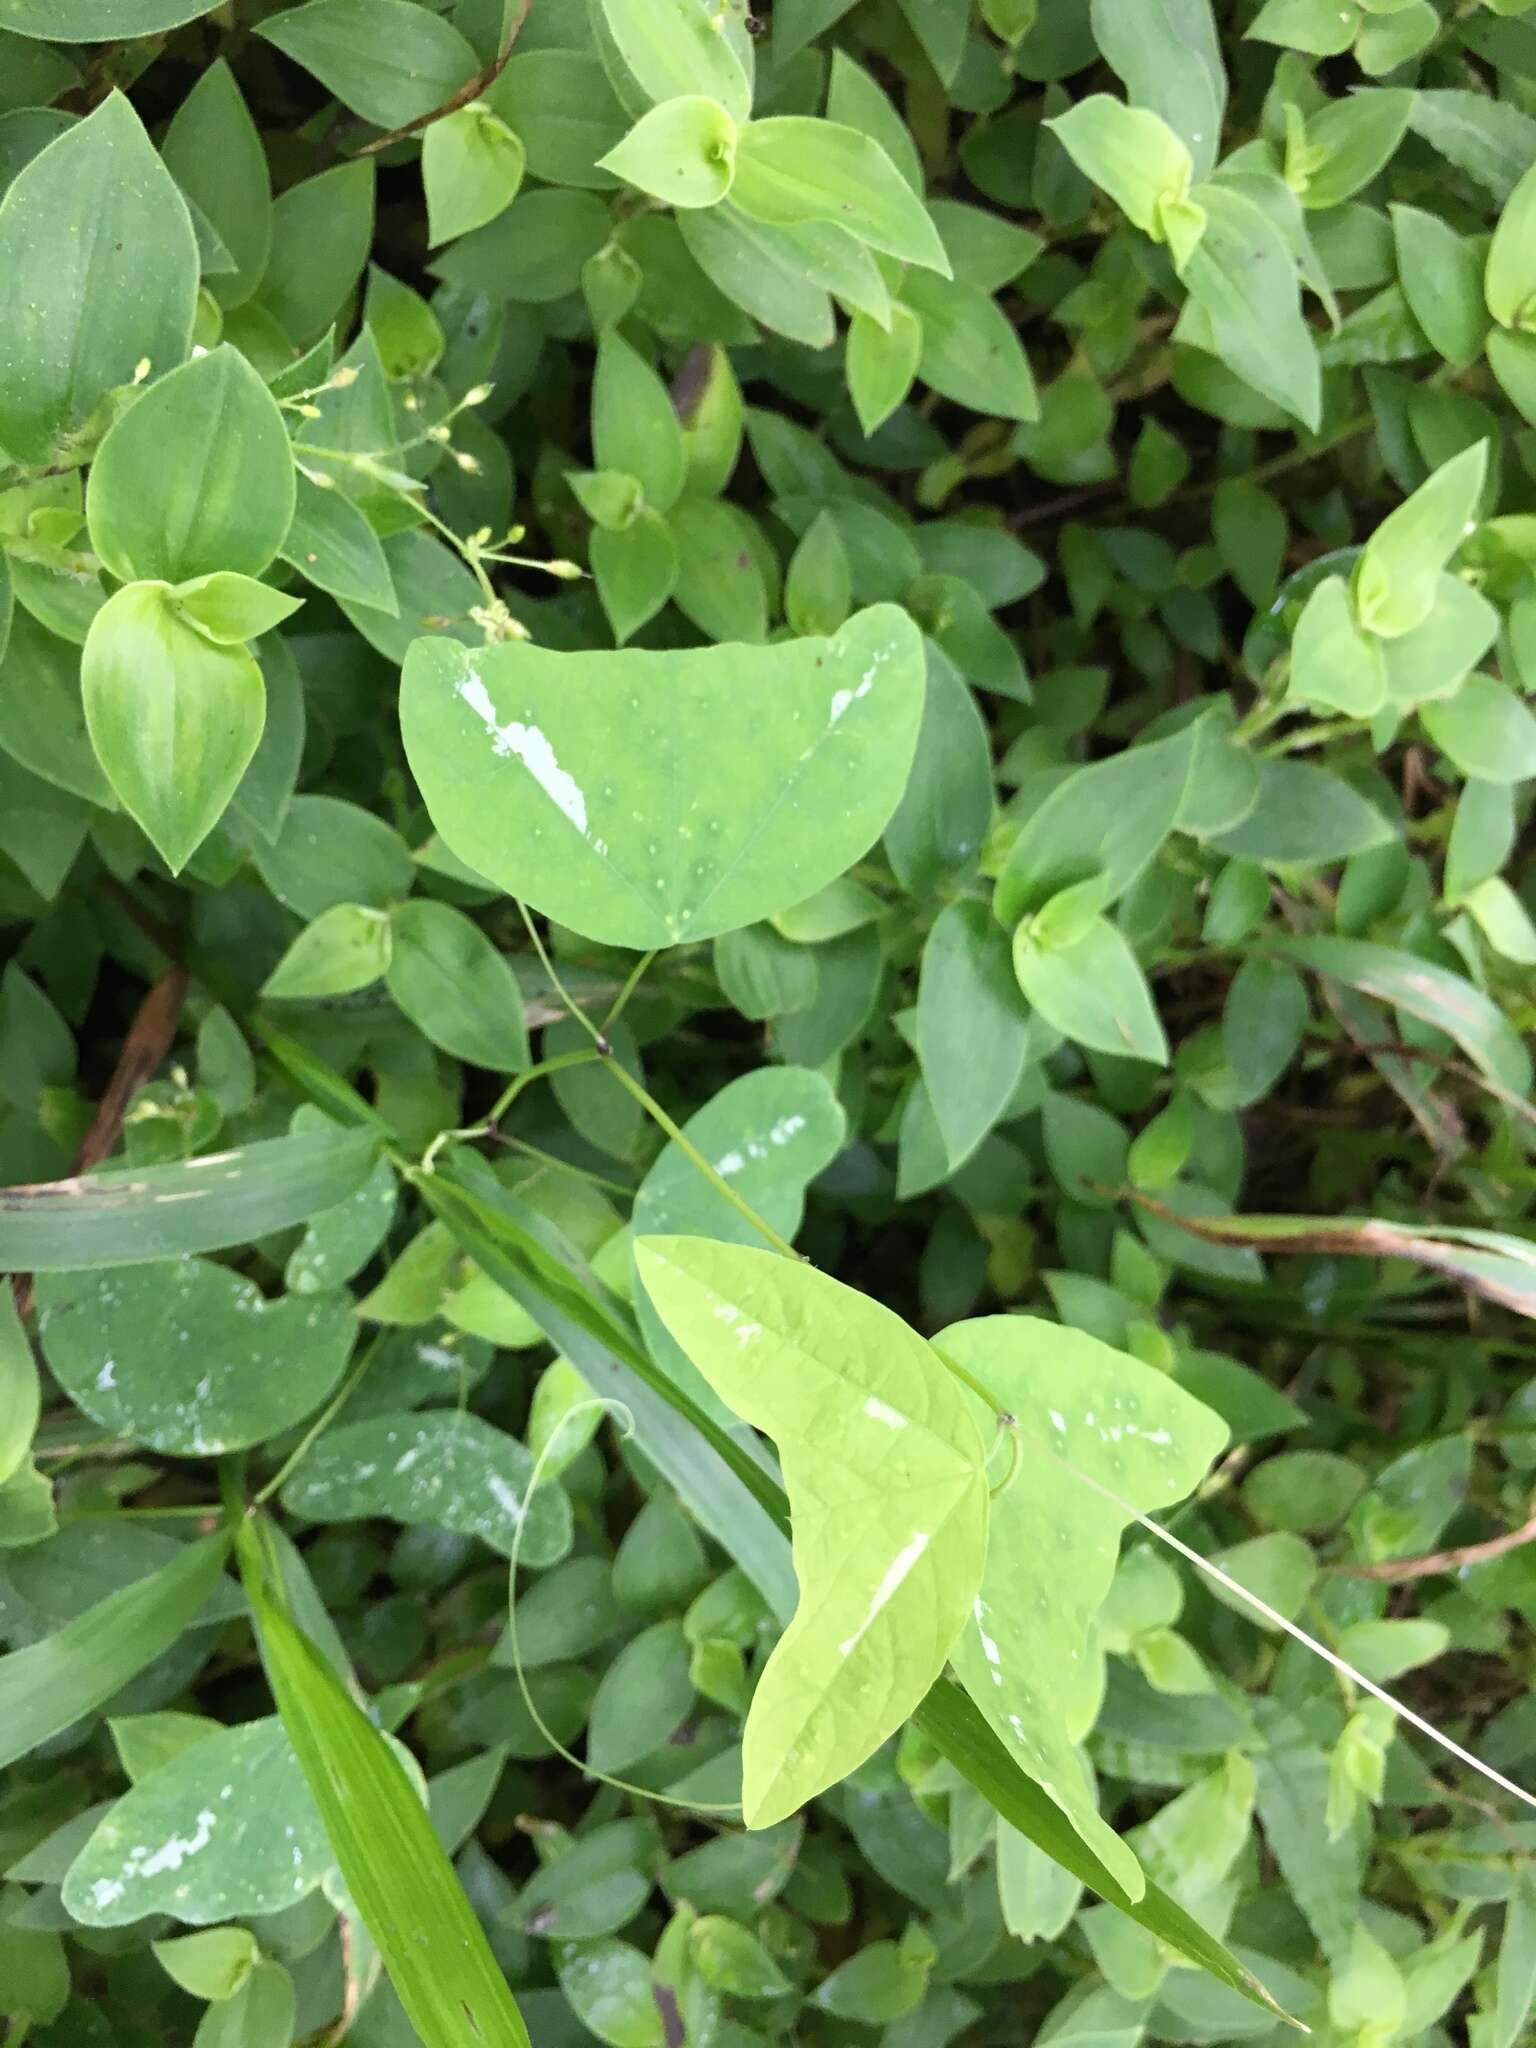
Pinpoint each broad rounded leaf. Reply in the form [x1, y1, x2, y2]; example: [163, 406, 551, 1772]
[634, 1236, 989, 1828]
[35, 1259, 356, 1456]
[63, 1718, 335, 1926]
[282, 1410, 573, 1566]
[400, 605, 924, 948]
[86, 345, 295, 585]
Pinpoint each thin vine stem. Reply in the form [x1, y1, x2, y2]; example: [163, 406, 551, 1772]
[516, 902, 803, 1261]
[505, 1398, 743, 1817]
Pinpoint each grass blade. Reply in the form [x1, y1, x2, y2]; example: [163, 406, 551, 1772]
[236, 1516, 531, 2048]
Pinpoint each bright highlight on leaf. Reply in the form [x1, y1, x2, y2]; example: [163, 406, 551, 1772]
[635, 1236, 990, 1828]
[400, 605, 924, 948]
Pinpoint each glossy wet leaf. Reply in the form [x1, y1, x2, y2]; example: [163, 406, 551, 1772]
[634, 1236, 989, 1828]
[400, 603, 924, 948]
[35, 1258, 356, 1456]
[939, 1315, 1226, 1898]
[282, 1410, 572, 1566]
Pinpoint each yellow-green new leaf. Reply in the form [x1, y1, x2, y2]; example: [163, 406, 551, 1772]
[1045, 96, 1192, 239]
[238, 1521, 532, 2048]
[634, 1236, 989, 1828]
[1486, 157, 1536, 331]
[1353, 441, 1488, 638]
[938, 1316, 1228, 1900]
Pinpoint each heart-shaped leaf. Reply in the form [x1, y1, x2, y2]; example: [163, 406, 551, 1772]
[634, 1236, 989, 1828]
[63, 1717, 335, 1925]
[35, 1258, 357, 1456]
[936, 1315, 1228, 1901]
[399, 604, 924, 947]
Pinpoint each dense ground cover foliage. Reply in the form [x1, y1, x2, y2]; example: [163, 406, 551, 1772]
[1, 0, 1535, 2042]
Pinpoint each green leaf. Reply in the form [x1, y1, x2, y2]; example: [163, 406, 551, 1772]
[237, 1522, 534, 2048]
[1421, 673, 1536, 783]
[1090, 0, 1225, 180]
[1408, 88, 1536, 205]
[0, 0, 219, 32]
[691, 1915, 791, 1998]
[591, 507, 678, 645]
[600, 96, 737, 209]
[1391, 204, 1489, 368]
[256, 0, 478, 131]
[634, 1236, 989, 1828]
[676, 203, 835, 348]
[63, 1714, 344, 1923]
[670, 496, 769, 643]
[282, 1410, 572, 1565]
[263, 902, 394, 1000]
[400, 604, 923, 948]
[154, 1927, 259, 2002]
[0, 1280, 39, 1486]
[1045, 95, 1192, 237]
[884, 642, 993, 895]
[1296, 89, 1413, 212]
[0, 93, 198, 464]
[384, 898, 528, 1072]
[280, 472, 397, 613]
[1287, 575, 1386, 715]
[1013, 917, 1167, 1067]
[35, 1257, 356, 1456]
[192, 1962, 297, 2048]
[423, 102, 526, 244]
[161, 60, 271, 312]
[1179, 182, 1320, 431]
[632, 1067, 845, 1247]
[0, 1125, 382, 1269]
[88, 344, 294, 585]
[1209, 758, 1394, 865]
[846, 302, 922, 437]
[592, 330, 687, 511]
[254, 159, 375, 347]
[995, 728, 1193, 926]
[172, 572, 303, 646]
[1353, 440, 1488, 637]
[0, 1532, 230, 1773]
[82, 581, 265, 873]
[901, 269, 1039, 421]
[598, 0, 751, 123]
[1268, 933, 1533, 1095]
[942, 1313, 1226, 1897]
[1486, 157, 1536, 330]
[917, 902, 1032, 1171]
[732, 118, 949, 274]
